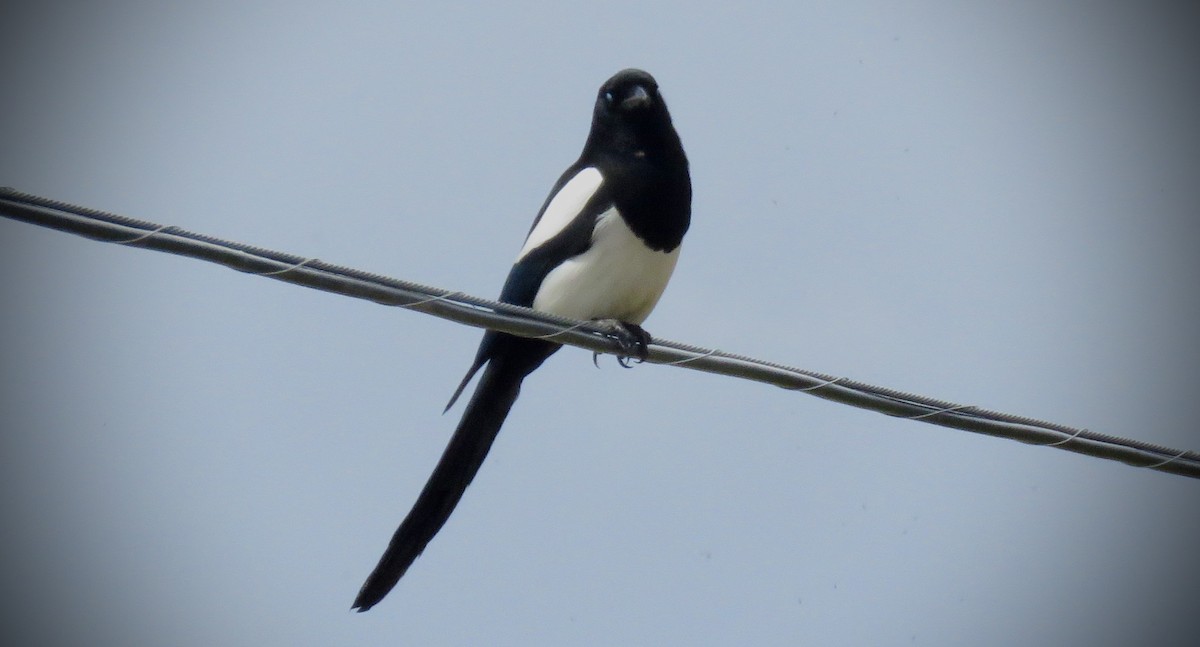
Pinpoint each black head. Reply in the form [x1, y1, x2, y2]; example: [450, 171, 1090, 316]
[585, 68, 683, 159]
[597, 68, 661, 115]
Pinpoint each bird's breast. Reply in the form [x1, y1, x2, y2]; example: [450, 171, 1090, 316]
[531, 208, 680, 324]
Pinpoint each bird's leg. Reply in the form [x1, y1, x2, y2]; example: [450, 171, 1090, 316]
[591, 319, 652, 368]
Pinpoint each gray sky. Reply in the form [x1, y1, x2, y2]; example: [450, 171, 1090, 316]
[2, 2, 1198, 645]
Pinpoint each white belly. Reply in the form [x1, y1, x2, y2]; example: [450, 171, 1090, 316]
[531, 208, 680, 324]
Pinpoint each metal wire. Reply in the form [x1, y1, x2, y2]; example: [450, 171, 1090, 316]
[3, 186, 1198, 480]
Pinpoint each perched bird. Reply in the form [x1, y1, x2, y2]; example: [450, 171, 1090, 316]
[353, 68, 691, 611]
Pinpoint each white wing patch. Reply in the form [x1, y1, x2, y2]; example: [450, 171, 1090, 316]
[532, 208, 680, 324]
[516, 166, 603, 262]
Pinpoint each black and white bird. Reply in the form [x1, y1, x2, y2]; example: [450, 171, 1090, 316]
[353, 68, 691, 612]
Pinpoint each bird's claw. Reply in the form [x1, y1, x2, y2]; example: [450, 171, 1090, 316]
[592, 320, 651, 368]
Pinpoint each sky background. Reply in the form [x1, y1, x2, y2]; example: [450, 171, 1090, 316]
[2, 2, 1198, 645]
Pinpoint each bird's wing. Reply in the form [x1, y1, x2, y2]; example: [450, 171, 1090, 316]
[444, 164, 611, 412]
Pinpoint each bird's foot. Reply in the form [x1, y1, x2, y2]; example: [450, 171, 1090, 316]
[591, 320, 652, 368]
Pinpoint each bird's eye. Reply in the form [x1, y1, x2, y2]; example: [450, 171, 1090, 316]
[603, 91, 615, 105]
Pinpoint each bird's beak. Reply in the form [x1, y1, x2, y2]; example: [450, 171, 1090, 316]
[621, 85, 652, 110]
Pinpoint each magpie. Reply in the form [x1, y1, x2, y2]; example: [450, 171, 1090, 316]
[352, 68, 691, 612]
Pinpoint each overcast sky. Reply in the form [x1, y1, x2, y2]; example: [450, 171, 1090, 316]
[2, 2, 1198, 646]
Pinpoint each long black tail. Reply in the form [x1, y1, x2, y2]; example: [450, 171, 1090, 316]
[352, 346, 550, 611]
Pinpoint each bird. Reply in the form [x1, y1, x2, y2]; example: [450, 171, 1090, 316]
[352, 68, 691, 612]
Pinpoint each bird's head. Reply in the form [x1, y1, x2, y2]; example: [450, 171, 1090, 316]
[587, 68, 680, 158]
[598, 68, 658, 112]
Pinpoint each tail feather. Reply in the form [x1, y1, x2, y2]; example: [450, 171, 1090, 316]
[443, 357, 484, 414]
[351, 357, 526, 612]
